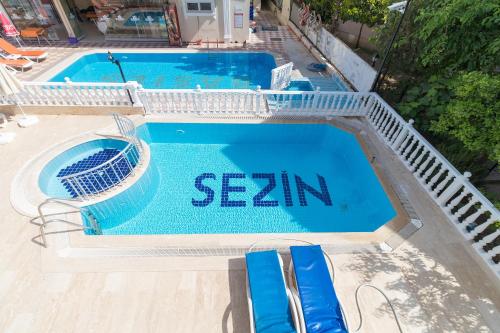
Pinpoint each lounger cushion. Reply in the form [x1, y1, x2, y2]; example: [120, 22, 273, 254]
[246, 250, 296, 333]
[290, 245, 347, 333]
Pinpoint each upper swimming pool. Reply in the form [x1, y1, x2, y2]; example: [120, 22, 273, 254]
[49, 52, 277, 89]
[80, 123, 397, 235]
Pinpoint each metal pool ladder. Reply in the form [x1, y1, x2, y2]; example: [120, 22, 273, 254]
[37, 198, 102, 248]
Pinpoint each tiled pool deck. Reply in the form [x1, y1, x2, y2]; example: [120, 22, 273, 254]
[14, 11, 328, 84]
[1, 11, 499, 333]
[0, 115, 499, 332]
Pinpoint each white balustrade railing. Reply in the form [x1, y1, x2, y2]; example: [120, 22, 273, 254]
[0, 80, 143, 107]
[366, 93, 499, 276]
[113, 112, 143, 150]
[139, 87, 370, 116]
[59, 142, 141, 200]
[263, 89, 369, 116]
[139, 87, 260, 115]
[1, 81, 369, 117]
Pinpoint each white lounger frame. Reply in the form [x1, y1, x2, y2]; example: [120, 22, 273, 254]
[0, 53, 34, 71]
[23, 51, 48, 62]
[245, 251, 301, 333]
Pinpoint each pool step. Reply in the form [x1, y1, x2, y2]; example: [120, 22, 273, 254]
[307, 76, 349, 92]
[57, 148, 137, 198]
[57, 149, 121, 177]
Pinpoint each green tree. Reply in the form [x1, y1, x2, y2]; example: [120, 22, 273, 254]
[397, 0, 500, 145]
[372, 0, 499, 193]
[431, 72, 500, 164]
[302, 0, 336, 25]
[303, 0, 390, 40]
[341, 0, 391, 48]
[371, 0, 424, 102]
[416, 0, 500, 72]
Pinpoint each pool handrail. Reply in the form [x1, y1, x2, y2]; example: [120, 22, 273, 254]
[57, 139, 139, 181]
[37, 197, 100, 248]
[57, 114, 144, 200]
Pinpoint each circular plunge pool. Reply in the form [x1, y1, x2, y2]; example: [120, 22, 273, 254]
[39, 138, 130, 199]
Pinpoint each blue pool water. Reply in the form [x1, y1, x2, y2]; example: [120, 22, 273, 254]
[49, 52, 277, 89]
[82, 123, 396, 235]
[39, 139, 130, 198]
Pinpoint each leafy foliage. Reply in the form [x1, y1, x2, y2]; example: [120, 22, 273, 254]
[375, 0, 499, 175]
[301, 0, 337, 25]
[430, 72, 500, 163]
[302, 0, 390, 27]
[415, 0, 500, 72]
[340, 0, 391, 27]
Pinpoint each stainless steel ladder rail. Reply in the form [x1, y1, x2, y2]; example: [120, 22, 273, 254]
[37, 198, 101, 248]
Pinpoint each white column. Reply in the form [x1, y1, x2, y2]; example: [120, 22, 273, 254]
[51, 0, 76, 39]
[223, 0, 232, 42]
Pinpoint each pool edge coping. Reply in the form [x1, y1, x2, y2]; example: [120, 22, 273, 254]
[37, 116, 415, 263]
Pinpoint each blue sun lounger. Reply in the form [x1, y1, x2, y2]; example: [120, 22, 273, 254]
[290, 245, 348, 333]
[245, 250, 299, 333]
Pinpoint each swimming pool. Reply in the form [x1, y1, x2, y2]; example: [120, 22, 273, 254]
[49, 52, 277, 89]
[81, 123, 396, 235]
[39, 139, 132, 198]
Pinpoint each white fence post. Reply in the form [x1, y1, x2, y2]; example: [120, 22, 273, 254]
[255, 85, 262, 114]
[392, 119, 414, 149]
[64, 77, 83, 105]
[126, 81, 144, 108]
[313, 87, 321, 112]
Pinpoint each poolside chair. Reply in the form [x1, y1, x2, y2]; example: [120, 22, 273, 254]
[0, 38, 48, 62]
[19, 27, 51, 46]
[0, 54, 33, 72]
[289, 245, 348, 333]
[245, 250, 299, 333]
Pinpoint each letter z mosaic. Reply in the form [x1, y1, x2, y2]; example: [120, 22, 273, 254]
[192, 172, 333, 208]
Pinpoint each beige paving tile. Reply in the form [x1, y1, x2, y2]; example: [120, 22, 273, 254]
[0, 115, 498, 333]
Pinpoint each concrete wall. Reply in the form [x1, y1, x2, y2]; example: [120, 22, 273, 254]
[315, 27, 376, 92]
[288, 22, 376, 92]
[267, 0, 291, 25]
[230, 0, 250, 42]
[253, 0, 262, 12]
[335, 21, 377, 52]
[174, 0, 249, 43]
[288, 2, 376, 92]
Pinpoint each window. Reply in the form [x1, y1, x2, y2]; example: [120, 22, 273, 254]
[199, 3, 212, 11]
[184, 0, 215, 16]
[187, 2, 199, 11]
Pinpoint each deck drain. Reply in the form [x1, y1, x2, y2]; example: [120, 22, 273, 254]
[270, 37, 282, 42]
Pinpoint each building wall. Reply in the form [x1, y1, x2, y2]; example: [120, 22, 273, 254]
[268, 0, 291, 25]
[174, 0, 249, 43]
[335, 21, 377, 52]
[230, 0, 250, 42]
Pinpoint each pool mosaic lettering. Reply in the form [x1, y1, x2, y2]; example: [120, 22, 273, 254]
[192, 172, 332, 208]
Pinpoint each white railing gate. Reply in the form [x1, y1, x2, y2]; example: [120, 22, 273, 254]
[271, 62, 294, 90]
